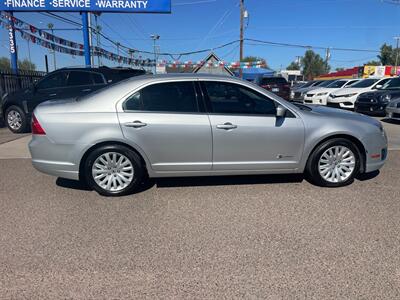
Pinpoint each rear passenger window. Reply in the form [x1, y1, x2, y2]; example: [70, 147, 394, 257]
[67, 71, 93, 86]
[92, 73, 105, 84]
[123, 82, 199, 113]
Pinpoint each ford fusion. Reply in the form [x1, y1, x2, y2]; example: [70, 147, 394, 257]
[29, 74, 387, 196]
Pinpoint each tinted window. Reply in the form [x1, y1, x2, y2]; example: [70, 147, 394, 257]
[301, 81, 315, 88]
[123, 82, 199, 113]
[327, 80, 347, 88]
[261, 77, 287, 85]
[67, 71, 93, 86]
[318, 80, 335, 87]
[380, 78, 400, 89]
[37, 72, 68, 89]
[351, 78, 379, 88]
[92, 73, 105, 84]
[204, 81, 276, 115]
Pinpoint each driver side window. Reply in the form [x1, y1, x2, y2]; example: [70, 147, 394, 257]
[203, 81, 276, 115]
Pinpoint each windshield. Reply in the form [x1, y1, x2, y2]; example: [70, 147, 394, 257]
[311, 81, 324, 87]
[378, 78, 400, 90]
[317, 80, 335, 88]
[301, 81, 315, 88]
[350, 78, 379, 88]
[326, 80, 347, 88]
[261, 77, 288, 85]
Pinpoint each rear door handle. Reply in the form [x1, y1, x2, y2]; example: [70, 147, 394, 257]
[81, 88, 92, 92]
[124, 120, 147, 128]
[216, 122, 237, 130]
[48, 93, 57, 97]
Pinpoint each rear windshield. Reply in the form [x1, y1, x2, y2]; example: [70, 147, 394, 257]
[261, 77, 287, 85]
[350, 78, 379, 88]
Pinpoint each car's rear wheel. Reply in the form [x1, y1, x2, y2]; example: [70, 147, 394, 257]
[5, 105, 28, 133]
[84, 145, 144, 196]
[306, 138, 361, 187]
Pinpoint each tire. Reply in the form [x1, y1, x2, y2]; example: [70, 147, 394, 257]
[5, 105, 29, 134]
[84, 145, 145, 197]
[305, 138, 361, 187]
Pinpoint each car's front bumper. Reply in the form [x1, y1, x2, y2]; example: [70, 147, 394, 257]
[355, 102, 387, 115]
[327, 96, 356, 109]
[361, 127, 388, 173]
[304, 95, 329, 105]
[386, 106, 400, 120]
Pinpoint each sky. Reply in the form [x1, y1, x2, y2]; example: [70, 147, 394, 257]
[1, 0, 400, 72]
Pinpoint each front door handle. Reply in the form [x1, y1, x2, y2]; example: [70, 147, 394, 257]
[124, 120, 147, 128]
[48, 93, 57, 97]
[216, 122, 237, 130]
[81, 88, 92, 92]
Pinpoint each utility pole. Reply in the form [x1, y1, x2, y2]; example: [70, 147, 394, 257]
[394, 37, 400, 76]
[47, 23, 56, 70]
[116, 42, 121, 66]
[150, 34, 160, 74]
[88, 13, 94, 66]
[239, 0, 244, 77]
[94, 14, 101, 66]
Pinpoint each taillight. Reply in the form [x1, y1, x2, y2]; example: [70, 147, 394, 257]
[31, 113, 46, 135]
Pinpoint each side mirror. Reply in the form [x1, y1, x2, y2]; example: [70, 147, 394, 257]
[374, 84, 382, 90]
[276, 105, 287, 118]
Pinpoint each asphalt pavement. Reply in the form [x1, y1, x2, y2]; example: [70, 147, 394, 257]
[0, 120, 400, 298]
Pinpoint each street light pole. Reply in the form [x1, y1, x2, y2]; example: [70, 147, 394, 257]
[150, 34, 160, 74]
[239, 0, 244, 78]
[47, 23, 56, 70]
[394, 37, 400, 76]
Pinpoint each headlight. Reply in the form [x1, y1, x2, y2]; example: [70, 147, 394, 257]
[317, 92, 328, 96]
[341, 93, 357, 98]
[381, 94, 391, 102]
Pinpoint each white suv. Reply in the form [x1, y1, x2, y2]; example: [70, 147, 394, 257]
[303, 79, 359, 105]
[327, 77, 391, 109]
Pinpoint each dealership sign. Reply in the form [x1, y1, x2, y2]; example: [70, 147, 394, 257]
[0, 0, 171, 12]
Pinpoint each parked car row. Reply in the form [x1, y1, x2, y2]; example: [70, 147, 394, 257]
[290, 77, 400, 121]
[0, 66, 146, 133]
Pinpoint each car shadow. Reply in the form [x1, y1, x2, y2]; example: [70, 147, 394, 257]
[381, 118, 400, 125]
[56, 174, 305, 193]
[155, 173, 305, 188]
[356, 170, 380, 181]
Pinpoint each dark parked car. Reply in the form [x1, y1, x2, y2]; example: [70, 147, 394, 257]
[1, 66, 146, 133]
[355, 77, 400, 116]
[259, 77, 290, 99]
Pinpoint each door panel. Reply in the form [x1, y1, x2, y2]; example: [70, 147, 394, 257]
[209, 115, 304, 170]
[118, 81, 212, 172]
[201, 80, 305, 171]
[119, 113, 212, 171]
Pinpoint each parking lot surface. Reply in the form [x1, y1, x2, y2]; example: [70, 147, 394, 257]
[1, 118, 400, 298]
[1, 151, 400, 298]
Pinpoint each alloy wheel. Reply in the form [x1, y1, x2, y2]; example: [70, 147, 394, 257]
[7, 110, 22, 130]
[318, 146, 356, 183]
[91, 152, 134, 192]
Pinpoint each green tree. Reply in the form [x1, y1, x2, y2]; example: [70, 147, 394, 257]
[241, 56, 268, 68]
[365, 60, 381, 66]
[0, 57, 36, 71]
[378, 44, 395, 65]
[287, 61, 300, 70]
[301, 50, 330, 80]
[18, 59, 36, 71]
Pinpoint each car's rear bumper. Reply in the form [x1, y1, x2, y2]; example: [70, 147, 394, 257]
[29, 135, 80, 180]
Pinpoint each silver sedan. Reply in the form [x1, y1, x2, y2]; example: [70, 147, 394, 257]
[29, 74, 388, 196]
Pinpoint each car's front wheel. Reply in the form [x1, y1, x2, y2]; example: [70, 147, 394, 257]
[5, 105, 29, 133]
[306, 138, 361, 187]
[84, 145, 145, 196]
